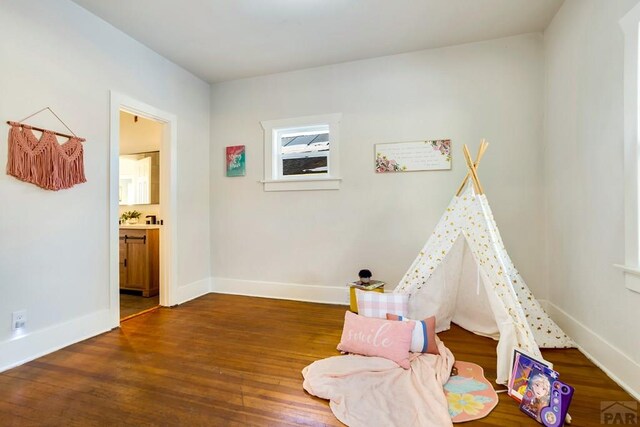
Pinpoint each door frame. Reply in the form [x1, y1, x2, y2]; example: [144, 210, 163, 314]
[109, 91, 178, 326]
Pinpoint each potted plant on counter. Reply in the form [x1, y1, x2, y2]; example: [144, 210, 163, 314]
[121, 210, 142, 224]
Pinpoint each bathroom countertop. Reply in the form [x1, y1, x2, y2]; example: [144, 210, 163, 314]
[119, 224, 161, 229]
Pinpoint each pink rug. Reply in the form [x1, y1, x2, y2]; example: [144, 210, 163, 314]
[444, 361, 499, 423]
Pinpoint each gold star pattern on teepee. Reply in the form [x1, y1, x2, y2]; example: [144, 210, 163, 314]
[394, 141, 575, 384]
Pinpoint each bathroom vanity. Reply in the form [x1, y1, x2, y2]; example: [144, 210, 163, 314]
[119, 225, 159, 297]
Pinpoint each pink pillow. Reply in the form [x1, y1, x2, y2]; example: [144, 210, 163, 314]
[386, 313, 439, 355]
[337, 311, 415, 369]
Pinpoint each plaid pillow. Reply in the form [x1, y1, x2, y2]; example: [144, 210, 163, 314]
[355, 289, 408, 318]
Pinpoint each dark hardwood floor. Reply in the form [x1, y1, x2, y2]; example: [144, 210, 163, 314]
[120, 292, 160, 320]
[0, 294, 636, 426]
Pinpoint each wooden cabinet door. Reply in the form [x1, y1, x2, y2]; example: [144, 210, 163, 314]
[125, 233, 148, 290]
[119, 236, 127, 287]
[119, 229, 158, 297]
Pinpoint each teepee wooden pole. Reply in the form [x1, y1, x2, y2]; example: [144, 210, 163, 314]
[456, 141, 484, 195]
[479, 139, 488, 159]
[463, 144, 484, 194]
[456, 140, 488, 196]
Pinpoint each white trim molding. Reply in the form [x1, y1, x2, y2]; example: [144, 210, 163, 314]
[543, 300, 640, 401]
[0, 309, 112, 373]
[260, 113, 342, 191]
[212, 277, 350, 305]
[175, 277, 212, 305]
[618, 4, 640, 294]
[109, 91, 179, 324]
[260, 177, 342, 191]
[613, 264, 640, 293]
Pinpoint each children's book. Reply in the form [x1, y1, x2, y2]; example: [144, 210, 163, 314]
[347, 280, 385, 291]
[520, 366, 573, 427]
[508, 349, 551, 402]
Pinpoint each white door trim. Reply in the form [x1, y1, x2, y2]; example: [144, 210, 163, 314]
[109, 91, 178, 326]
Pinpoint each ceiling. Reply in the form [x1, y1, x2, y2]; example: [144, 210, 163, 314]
[71, 0, 564, 83]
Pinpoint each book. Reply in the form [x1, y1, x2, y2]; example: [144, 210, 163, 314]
[520, 366, 573, 427]
[508, 349, 551, 402]
[347, 280, 385, 291]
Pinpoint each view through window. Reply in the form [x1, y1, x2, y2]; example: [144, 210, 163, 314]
[280, 127, 330, 176]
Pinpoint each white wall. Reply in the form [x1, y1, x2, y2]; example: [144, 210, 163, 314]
[544, 0, 640, 398]
[0, 1, 210, 370]
[210, 34, 546, 303]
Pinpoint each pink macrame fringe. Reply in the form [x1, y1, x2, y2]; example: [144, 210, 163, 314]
[6, 123, 86, 191]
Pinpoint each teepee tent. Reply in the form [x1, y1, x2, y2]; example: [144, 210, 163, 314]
[394, 142, 573, 384]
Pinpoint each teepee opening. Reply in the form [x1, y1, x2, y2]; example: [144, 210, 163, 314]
[408, 234, 502, 340]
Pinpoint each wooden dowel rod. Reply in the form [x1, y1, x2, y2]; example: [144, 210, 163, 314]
[463, 144, 484, 194]
[479, 140, 488, 160]
[456, 174, 471, 197]
[5, 121, 78, 140]
[456, 140, 488, 196]
[456, 143, 484, 195]
[462, 145, 480, 194]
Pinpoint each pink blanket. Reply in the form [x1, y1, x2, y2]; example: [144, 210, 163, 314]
[302, 337, 455, 427]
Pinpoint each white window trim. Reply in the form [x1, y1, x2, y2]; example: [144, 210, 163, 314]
[260, 113, 342, 191]
[616, 4, 640, 293]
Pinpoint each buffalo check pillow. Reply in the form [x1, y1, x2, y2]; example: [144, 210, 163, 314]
[355, 289, 408, 319]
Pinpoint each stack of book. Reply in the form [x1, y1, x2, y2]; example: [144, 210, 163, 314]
[508, 349, 574, 426]
[347, 280, 385, 291]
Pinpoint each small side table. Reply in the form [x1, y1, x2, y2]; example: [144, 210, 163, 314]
[349, 282, 385, 313]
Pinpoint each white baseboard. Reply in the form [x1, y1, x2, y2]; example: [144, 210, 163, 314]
[175, 277, 212, 305]
[0, 308, 113, 373]
[0, 277, 211, 374]
[212, 277, 349, 305]
[541, 300, 640, 401]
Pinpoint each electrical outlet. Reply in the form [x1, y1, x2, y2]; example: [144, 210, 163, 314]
[12, 310, 26, 331]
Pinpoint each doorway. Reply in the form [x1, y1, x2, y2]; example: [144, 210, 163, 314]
[109, 92, 178, 327]
[118, 111, 161, 320]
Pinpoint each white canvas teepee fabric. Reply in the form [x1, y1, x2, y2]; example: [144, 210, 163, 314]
[394, 184, 573, 384]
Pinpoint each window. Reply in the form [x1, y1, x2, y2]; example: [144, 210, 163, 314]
[261, 114, 341, 191]
[280, 126, 329, 177]
[616, 3, 640, 293]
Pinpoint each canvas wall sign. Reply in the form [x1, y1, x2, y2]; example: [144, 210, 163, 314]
[226, 145, 246, 177]
[375, 140, 451, 173]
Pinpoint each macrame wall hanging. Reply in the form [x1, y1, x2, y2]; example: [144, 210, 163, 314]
[6, 107, 86, 191]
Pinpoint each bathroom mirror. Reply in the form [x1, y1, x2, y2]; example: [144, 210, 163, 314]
[119, 151, 160, 205]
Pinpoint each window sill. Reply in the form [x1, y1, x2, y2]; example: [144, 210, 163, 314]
[613, 264, 640, 293]
[261, 177, 342, 192]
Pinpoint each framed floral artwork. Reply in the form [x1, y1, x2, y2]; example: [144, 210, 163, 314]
[226, 145, 246, 177]
[375, 140, 452, 173]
